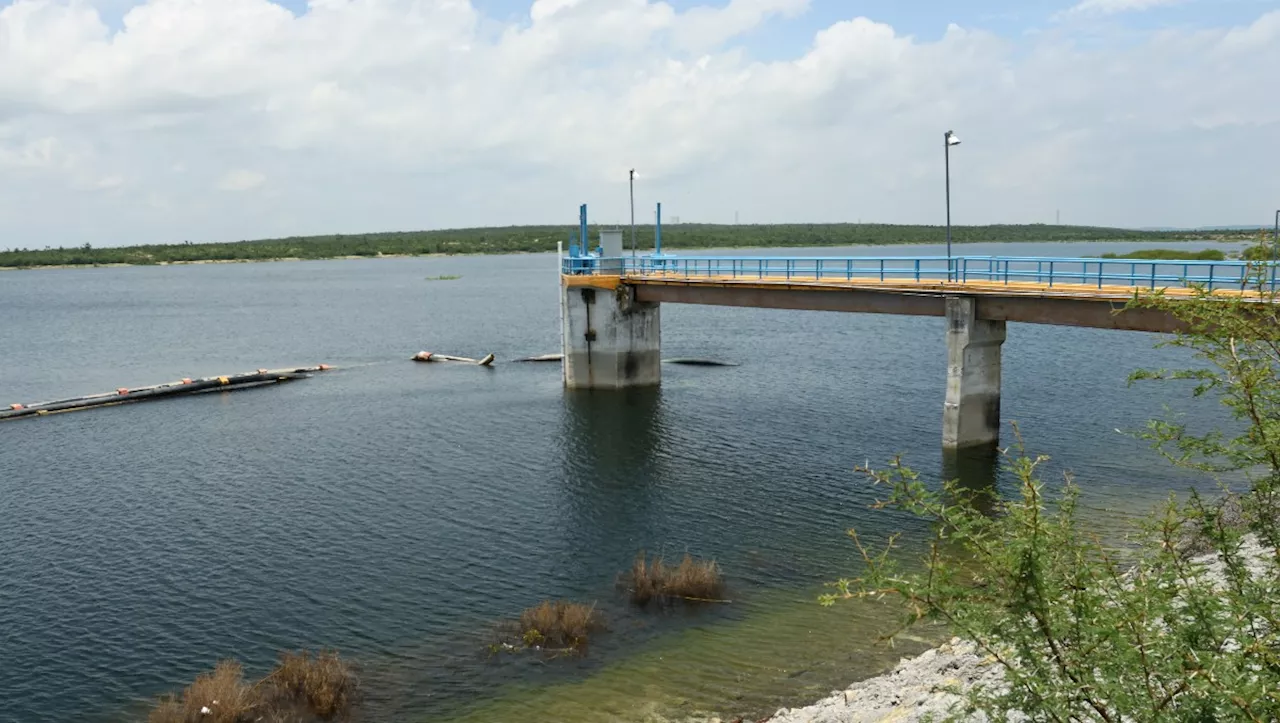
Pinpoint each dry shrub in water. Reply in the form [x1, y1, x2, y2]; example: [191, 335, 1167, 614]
[147, 660, 258, 723]
[269, 650, 356, 719]
[668, 553, 724, 600]
[624, 551, 725, 605]
[147, 652, 356, 723]
[628, 552, 665, 606]
[517, 600, 603, 648]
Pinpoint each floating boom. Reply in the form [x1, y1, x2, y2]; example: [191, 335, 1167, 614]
[1, 365, 332, 421]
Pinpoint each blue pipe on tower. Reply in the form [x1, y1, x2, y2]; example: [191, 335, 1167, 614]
[655, 202, 662, 256]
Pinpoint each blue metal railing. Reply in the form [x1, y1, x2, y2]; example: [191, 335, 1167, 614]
[562, 255, 1278, 293]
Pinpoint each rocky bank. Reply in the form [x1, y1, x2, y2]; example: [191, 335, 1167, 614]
[762, 638, 999, 723]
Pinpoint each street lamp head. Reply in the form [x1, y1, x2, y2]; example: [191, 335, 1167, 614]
[945, 130, 961, 147]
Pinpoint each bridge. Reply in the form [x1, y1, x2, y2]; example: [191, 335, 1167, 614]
[559, 253, 1272, 450]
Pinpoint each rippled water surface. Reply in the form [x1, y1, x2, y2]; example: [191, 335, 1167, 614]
[0, 242, 1243, 722]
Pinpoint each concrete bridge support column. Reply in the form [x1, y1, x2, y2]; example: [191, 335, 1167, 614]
[943, 296, 1006, 450]
[562, 280, 662, 389]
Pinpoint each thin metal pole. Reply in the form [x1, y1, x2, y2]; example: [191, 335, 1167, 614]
[1271, 209, 1279, 292]
[945, 132, 952, 282]
[629, 169, 636, 257]
[557, 240, 565, 385]
[1273, 209, 1279, 261]
[655, 202, 662, 256]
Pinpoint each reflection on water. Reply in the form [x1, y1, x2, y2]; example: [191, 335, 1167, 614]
[559, 388, 667, 571]
[562, 387, 667, 489]
[942, 444, 1002, 517]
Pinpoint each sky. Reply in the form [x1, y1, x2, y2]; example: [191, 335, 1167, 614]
[0, 0, 1278, 249]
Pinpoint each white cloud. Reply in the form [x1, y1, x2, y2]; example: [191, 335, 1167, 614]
[0, 136, 75, 170]
[216, 169, 266, 192]
[672, 0, 809, 51]
[0, 0, 1277, 248]
[1057, 0, 1181, 19]
[92, 174, 125, 190]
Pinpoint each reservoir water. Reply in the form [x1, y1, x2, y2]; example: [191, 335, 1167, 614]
[0, 242, 1241, 722]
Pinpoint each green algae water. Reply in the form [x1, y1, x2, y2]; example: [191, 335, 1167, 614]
[435, 588, 944, 723]
[0, 241, 1241, 723]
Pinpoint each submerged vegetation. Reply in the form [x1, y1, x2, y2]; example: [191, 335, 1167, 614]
[515, 600, 604, 650]
[824, 267, 1280, 721]
[148, 651, 356, 723]
[0, 224, 1258, 269]
[489, 600, 605, 657]
[623, 552, 726, 606]
[489, 551, 726, 659]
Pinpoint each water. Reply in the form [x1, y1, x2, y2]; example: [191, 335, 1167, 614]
[0, 241, 1244, 723]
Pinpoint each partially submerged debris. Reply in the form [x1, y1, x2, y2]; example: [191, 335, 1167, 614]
[412, 351, 495, 366]
[1, 365, 332, 422]
[662, 358, 740, 367]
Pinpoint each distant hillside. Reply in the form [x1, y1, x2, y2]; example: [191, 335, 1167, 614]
[1139, 225, 1268, 232]
[0, 223, 1261, 269]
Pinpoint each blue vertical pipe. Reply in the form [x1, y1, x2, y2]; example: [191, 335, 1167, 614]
[579, 204, 588, 256]
[655, 202, 662, 256]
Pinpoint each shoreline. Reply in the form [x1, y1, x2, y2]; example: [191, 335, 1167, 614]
[0, 253, 458, 272]
[0, 239, 1243, 272]
[761, 535, 1274, 723]
[760, 638, 994, 723]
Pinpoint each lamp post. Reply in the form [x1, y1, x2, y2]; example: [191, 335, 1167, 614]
[944, 130, 961, 282]
[629, 168, 637, 258]
[1273, 209, 1279, 262]
[1268, 209, 1280, 292]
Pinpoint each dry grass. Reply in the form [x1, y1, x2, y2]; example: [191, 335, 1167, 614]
[624, 551, 725, 606]
[147, 652, 356, 723]
[516, 600, 603, 649]
[269, 650, 356, 719]
[147, 660, 258, 723]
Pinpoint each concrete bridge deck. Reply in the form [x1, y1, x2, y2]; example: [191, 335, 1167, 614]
[566, 273, 1259, 334]
[559, 254, 1275, 450]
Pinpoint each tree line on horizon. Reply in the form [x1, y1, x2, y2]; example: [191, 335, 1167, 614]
[0, 223, 1260, 268]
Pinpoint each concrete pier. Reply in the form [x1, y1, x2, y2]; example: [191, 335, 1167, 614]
[562, 279, 661, 389]
[943, 297, 1006, 450]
